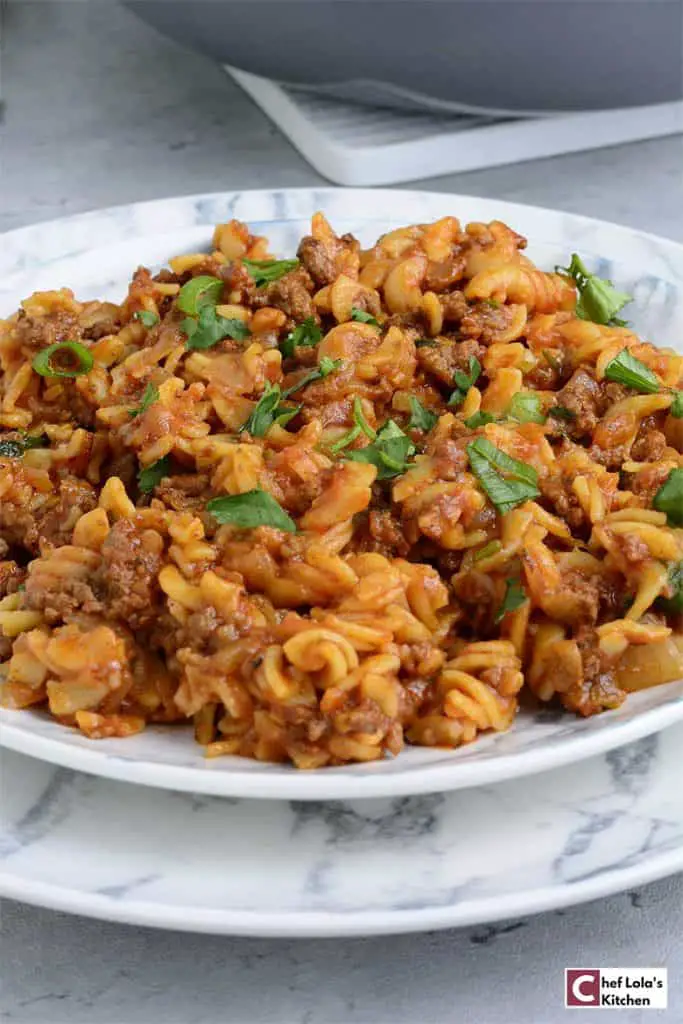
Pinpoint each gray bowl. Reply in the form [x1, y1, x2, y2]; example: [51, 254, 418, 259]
[124, 0, 683, 115]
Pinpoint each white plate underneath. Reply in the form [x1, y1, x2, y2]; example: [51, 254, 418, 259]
[1, 724, 682, 937]
[1, 187, 683, 801]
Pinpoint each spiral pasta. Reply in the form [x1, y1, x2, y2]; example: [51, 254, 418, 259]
[0, 211, 681, 768]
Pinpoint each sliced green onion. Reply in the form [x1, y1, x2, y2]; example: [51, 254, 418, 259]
[507, 391, 546, 424]
[32, 341, 94, 378]
[474, 539, 502, 562]
[176, 275, 223, 315]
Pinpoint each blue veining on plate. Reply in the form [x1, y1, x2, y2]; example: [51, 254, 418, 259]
[0, 721, 682, 934]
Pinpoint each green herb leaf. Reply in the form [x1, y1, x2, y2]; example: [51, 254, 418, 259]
[467, 437, 540, 514]
[138, 455, 172, 494]
[281, 357, 341, 398]
[464, 411, 496, 430]
[280, 317, 322, 359]
[240, 382, 300, 437]
[604, 349, 660, 394]
[449, 356, 481, 408]
[242, 258, 299, 288]
[495, 578, 528, 623]
[346, 419, 416, 480]
[182, 306, 251, 350]
[350, 307, 379, 326]
[557, 254, 632, 326]
[548, 405, 576, 421]
[32, 341, 94, 378]
[129, 383, 160, 418]
[542, 349, 561, 372]
[0, 433, 49, 459]
[658, 560, 683, 615]
[652, 468, 683, 525]
[416, 338, 437, 348]
[484, 298, 500, 309]
[657, 561, 683, 615]
[670, 391, 683, 418]
[206, 489, 296, 533]
[176, 275, 224, 315]
[474, 539, 502, 562]
[134, 310, 160, 327]
[507, 391, 546, 424]
[408, 396, 438, 432]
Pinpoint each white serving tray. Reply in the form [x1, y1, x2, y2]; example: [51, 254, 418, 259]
[227, 66, 683, 186]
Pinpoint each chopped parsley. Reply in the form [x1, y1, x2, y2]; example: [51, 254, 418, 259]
[138, 455, 172, 494]
[670, 391, 683, 418]
[652, 468, 683, 526]
[604, 349, 660, 394]
[0, 433, 49, 459]
[134, 310, 160, 327]
[495, 578, 528, 623]
[657, 561, 683, 615]
[182, 306, 251, 350]
[557, 254, 632, 326]
[407, 396, 438, 432]
[549, 405, 576, 421]
[448, 356, 482, 409]
[206, 489, 296, 533]
[350, 307, 379, 326]
[242, 258, 299, 288]
[240, 382, 300, 437]
[464, 411, 496, 430]
[281, 357, 341, 398]
[346, 419, 416, 480]
[467, 437, 540, 514]
[280, 317, 322, 359]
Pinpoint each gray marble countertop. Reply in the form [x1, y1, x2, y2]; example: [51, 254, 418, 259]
[2, 4, 683, 1023]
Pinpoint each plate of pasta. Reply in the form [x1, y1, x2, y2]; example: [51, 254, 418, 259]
[0, 188, 682, 800]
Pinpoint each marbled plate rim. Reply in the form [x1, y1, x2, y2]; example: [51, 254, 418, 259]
[1, 187, 682, 801]
[2, 848, 682, 937]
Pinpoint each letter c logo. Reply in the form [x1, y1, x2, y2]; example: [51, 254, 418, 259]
[573, 975, 597, 1003]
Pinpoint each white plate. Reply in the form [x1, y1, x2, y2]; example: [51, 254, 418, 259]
[1, 188, 682, 801]
[1, 724, 682, 936]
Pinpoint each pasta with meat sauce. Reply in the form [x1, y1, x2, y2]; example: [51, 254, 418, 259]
[0, 213, 681, 768]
